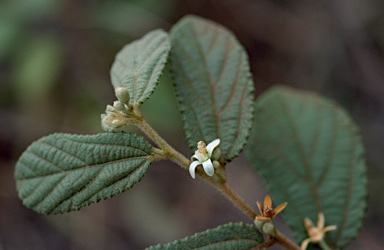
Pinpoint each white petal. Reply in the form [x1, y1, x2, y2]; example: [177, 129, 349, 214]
[191, 153, 199, 161]
[193, 152, 207, 162]
[207, 138, 220, 156]
[202, 159, 214, 176]
[189, 161, 201, 179]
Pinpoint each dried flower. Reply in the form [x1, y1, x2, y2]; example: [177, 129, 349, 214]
[300, 213, 337, 250]
[256, 195, 287, 220]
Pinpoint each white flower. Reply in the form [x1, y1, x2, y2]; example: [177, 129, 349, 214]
[189, 139, 220, 179]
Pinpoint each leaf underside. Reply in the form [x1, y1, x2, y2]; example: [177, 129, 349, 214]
[146, 222, 264, 250]
[246, 86, 367, 249]
[15, 133, 152, 214]
[170, 15, 254, 161]
[110, 29, 171, 105]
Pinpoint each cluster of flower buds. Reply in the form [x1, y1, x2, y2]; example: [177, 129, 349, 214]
[101, 87, 135, 132]
[113, 87, 133, 114]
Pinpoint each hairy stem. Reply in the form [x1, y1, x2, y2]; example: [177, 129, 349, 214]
[150, 147, 169, 161]
[136, 118, 188, 168]
[206, 179, 258, 219]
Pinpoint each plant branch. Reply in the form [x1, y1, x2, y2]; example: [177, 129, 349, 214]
[134, 114, 300, 250]
[137, 117, 258, 219]
[135, 117, 188, 168]
[251, 238, 277, 249]
[150, 147, 169, 161]
[206, 179, 258, 219]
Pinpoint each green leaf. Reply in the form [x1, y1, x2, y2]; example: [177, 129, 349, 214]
[15, 133, 152, 214]
[170, 15, 254, 161]
[146, 222, 264, 250]
[110, 29, 170, 105]
[246, 86, 367, 249]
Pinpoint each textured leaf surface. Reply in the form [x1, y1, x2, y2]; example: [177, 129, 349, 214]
[146, 222, 263, 250]
[170, 15, 254, 161]
[110, 29, 170, 105]
[246, 86, 367, 248]
[15, 133, 152, 214]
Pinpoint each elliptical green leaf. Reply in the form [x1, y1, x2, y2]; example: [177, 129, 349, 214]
[110, 29, 170, 105]
[146, 222, 263, 250]
[170, 15, 254, 161]
[246, 86, 367, 249]
[15, 133, 152, 214]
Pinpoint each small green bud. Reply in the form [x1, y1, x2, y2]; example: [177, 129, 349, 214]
[263, 222, 276, 237]
[254, 217, 271, 230]
[254, 219, 265, 230]
[113, 101, 126, 111]
[212, 160, 220, 169]
[115, 87, 130, 104]
[211, 148, 221, 161]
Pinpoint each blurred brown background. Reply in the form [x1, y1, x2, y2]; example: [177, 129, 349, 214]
[1, 0, 383, 249]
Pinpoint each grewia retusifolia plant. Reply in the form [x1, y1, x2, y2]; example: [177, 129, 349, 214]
[14, 15, 367, 250]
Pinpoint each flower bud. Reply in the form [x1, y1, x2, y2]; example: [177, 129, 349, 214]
[211, 148, 221, 161]
[254, 219, 265, 230]
[113, 101, 126, 111]
[112, 119, 125, 128]
[101, 112, 126, 132]
[115, 87, 130, 104]
[101, 114, 114, 132]
[105, 105, 116, 113]
[254, 217, 271, 230]
[212, 160, 220, 169]
[263, 222, 277, 237]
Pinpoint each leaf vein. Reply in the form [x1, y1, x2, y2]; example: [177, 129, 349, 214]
[278, 95, 323, 213]
[18, 155, 151, 180]
[31, 173, 66, 210]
